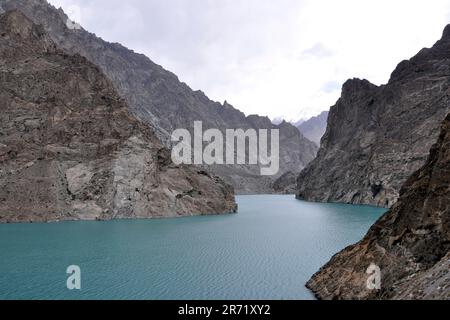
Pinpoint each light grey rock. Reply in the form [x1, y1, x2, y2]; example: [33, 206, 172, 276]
[0, 10, 237, 223]
[0, 0, 318, 194]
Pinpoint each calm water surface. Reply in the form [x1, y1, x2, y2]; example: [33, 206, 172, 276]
[0, 195, 385, 300]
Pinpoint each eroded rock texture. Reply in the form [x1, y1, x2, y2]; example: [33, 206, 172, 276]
[0, 0, 318, 194]
[307, 113, 450, 300]
[0, 11, 237, 223]
[297, 26, 450, 207]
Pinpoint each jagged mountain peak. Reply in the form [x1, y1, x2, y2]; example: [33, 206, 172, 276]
[246, 114, 273, 128]
[441, 24, 450, 40]
[277, 120, 299, 133]
[296, 111, 329, 146]
[297, 23, 450, 207]
[2, 0, 318, 194]
[1, 9, 41, 40]
[341, 78, 378, 99]
[390, 23, 450, 83]
[307, 112, 450, 299]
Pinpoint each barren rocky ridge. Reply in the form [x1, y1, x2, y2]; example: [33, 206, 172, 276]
[307, 113, 450, 300]
[303, 24, 450, 300]
[296, 111, 329, 146]
[297, 26, 450, 207]
[0, 0, 318, 194]
[0, 10, 236, 222]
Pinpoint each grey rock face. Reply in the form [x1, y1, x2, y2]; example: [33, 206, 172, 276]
[0, 10, 237, 223]
[297, 111, 329, 146]
[306, 113, 450, 300]
[272, 171, 298, 194]
[297, 27, 450, 208]
[1, 0, 318, 194]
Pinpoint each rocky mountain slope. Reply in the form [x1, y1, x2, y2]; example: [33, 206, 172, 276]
[0, 10, 236, 223]
[307, 113, 450, 300]
[0, 0, 318, 194]
[297, 26, 450, 207]
[297, 111, 329, 146]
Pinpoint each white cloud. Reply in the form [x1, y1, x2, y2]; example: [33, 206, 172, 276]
[48, 0, 450, 121]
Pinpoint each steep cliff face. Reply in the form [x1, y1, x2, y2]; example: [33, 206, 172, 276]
[307, 113, 450, 300]
[0, 10, 237, 223]
[297, 27, 450, 207]
[272, 171, 298, 194]
[0, 0, 318, 194]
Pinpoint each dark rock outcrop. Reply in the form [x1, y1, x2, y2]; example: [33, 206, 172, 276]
[297, 27, 450, 207]
[0, 0, 318, 194]
[0, 10, 237, 223]
[306, 113, 450, 300]
[297, 111, 329, 146]
[272, 171, 298, 194]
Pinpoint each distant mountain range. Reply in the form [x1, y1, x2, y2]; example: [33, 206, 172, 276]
[272, 111, 330, 147]
[307, 113, 450, 299]
[296, 111, 329, 146]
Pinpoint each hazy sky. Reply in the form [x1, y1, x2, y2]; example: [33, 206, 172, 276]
[49, 0, 450, 121]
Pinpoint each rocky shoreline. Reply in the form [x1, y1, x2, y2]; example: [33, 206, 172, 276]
[306, 113, 450, 300]
[301, 24, 450, 300]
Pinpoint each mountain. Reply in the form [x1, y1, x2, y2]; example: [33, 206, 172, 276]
[0, 10, 236, 223]
[271, 117, 285, 125]
[307, 113, 450, 300]
[293, 119, 305, 127]
[297, 111, 329, 146]
[0, 0, 318, 194]
[297, 26, 450, 208]
[272, 171, 298, 194]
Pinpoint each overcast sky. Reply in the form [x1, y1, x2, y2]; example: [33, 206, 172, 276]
[48, 0, 450, 121]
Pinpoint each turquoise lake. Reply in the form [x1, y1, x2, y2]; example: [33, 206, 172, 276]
[0, 195, 385, 300]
